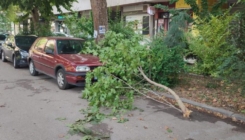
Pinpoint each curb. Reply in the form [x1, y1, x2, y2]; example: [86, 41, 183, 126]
[160, 92, 245, 123]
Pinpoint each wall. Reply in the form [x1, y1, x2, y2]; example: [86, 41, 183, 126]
[53, 0, 168, 14]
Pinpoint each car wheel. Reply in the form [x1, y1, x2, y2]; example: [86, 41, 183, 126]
[1, 51, 6, 62]
[13, 56, 19, 68]
[56, 69, 70, 90]
[29, 60, 38, 76]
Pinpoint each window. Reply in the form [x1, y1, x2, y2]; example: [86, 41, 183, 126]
[34, 38, 48, 51]
[142, 16, 149, 35]
[44, 40, 55, 54]
[57, 39, 83, 54]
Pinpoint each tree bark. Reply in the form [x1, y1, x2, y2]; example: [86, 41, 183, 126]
[138, 67, 192, 118]
[90, 0, 108, 43]
[31, 6, 39, 31]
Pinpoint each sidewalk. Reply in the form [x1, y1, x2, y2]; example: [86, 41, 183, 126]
[85, 96, 245, 140]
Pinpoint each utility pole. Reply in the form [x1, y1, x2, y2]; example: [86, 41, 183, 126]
[90, 0, 108, 43]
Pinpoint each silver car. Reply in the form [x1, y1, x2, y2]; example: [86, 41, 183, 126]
[0, 34, 7, 58]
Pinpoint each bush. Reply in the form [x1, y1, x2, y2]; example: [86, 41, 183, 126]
[187, 13, 234, 76]
[144, 33, 185, 87]
[219, 10, 245, 95]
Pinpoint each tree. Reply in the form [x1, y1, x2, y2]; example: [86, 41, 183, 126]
[90, 0, 108, 43]
[0, 0, 76, 35]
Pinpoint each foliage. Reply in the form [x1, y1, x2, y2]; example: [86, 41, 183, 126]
[144, 33, 186, 87]
[0, 14, 10, 33]
[218, 10, 245, 95]
[0, 0, 76, 36]
[187, 13, 234, 76]
[68, 109, 109, 139]
[184, 0, 228, 19]
[64, 12, 94, 40]
[108, 8, 135, 39]
[82, 31, 148, 112]
[0, 0, 75, 18]
[34, 23, 53, 36]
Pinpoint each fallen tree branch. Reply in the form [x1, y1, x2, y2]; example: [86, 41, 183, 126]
[138, 67, 192, 118]
[143, 88, 182, 112]
[111, 74, 182, 113]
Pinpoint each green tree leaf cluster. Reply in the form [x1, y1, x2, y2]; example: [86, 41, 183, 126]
[64, 12, 94, 40]
[82, 31, 148, 112]
[145, 33, 186, 87]
[187, 13, 234, 76]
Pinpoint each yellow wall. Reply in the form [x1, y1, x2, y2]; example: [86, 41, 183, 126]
[176, 0, 227, 10]
[175, 0, 191, 9]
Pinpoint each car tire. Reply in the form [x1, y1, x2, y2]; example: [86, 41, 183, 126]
[13, 56, 19, 68]
[29, 60, 39, 76]
[1, 51, 6, 62]
[56, 69, 70, 90]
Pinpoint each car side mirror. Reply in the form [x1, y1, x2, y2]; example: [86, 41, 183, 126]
[45, 48, 54, 54]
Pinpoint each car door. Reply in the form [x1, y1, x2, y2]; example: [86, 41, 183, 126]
[30, 38, 48, 71]
[41, 40, 56, 77]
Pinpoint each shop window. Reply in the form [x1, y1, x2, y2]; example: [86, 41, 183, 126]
[142, 16, 149, 35]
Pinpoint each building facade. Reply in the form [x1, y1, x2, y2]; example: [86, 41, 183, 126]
[52, 0, 235, 37]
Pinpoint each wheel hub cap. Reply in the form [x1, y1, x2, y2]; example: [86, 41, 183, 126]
[57, 73, 64, 86]
[29, 62, 34, 73]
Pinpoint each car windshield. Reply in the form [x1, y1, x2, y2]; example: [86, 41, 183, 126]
[0, 35, 6, 40]
[57, 40, 84, 54]
[15, 36, 37, 51]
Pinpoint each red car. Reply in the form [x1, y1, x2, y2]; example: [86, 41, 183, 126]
[28, 37, 102, 89]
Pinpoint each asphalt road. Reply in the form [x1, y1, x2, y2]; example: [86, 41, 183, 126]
[0, 60, 245, 140]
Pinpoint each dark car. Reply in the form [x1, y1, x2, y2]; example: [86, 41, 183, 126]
[0, 34, 7, 56]
[1, 35, 37, 68]
[28, 37, 102, 89]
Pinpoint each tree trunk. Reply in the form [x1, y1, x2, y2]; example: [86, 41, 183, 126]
[31, 6, 39, 31]
[90, 0, 108, 43]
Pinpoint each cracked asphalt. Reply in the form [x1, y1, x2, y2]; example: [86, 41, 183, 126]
[0, 61, 245, 140]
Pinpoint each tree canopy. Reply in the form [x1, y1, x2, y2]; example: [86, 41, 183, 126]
[0, 0, 76, 18]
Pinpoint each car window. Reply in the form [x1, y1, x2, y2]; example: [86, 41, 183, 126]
[57, 40, 83, 54]
[34, 38, 48, 51]
[15, 36, 37, 51]
[0, 35, 6, 40]
[44, 40, 55, 53]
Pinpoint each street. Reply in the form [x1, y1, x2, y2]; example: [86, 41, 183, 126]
[0, 61, 245, 140]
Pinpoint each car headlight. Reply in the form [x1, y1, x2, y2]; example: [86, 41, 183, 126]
[75, 66, 90, 72]
[19, 50, 29, 58]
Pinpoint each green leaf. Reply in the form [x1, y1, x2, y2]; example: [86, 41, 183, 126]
[55, 117, 66, 121]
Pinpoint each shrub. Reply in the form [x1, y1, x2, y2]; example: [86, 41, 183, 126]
[187, 13, 234, 76]
[144, 33, 185, 87]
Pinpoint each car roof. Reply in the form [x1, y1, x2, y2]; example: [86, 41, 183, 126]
[39, 36, 84, 40]
[14, 35, 37, 37]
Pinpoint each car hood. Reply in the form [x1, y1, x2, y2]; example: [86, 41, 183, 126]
[59, 54, 102, 66]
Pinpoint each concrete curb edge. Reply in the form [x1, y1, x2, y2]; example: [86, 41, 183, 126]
[159, 92, 245, 123]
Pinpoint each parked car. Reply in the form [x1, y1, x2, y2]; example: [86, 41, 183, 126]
[1, 35, 37, 68]
[28, 37, 102, 89]
[0, 34, 7, 58]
